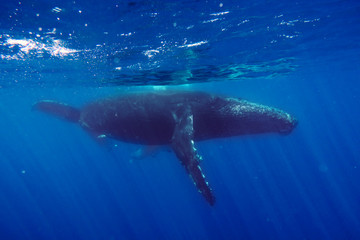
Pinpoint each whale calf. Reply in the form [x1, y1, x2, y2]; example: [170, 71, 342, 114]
[33, 91, 297, 205]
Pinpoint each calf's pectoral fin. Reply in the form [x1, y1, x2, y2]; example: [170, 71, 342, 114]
[171, 105, 215, 206]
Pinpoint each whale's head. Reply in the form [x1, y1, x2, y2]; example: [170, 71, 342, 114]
[268, 109, 298, 135]
[242, 100, 297, 135]
[224, 98, 298, 136]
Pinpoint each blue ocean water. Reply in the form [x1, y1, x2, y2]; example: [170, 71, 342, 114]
[1, 0, 360, 239]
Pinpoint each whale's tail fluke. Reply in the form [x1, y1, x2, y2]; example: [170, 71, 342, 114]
[32, 101, 80, 123]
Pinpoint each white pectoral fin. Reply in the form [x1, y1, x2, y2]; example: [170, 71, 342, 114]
[171, 105, 215, 206]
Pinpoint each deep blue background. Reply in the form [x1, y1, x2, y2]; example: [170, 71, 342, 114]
[1, 0, 360, 239]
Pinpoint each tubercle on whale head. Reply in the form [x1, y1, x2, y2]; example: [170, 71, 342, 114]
[228, 99, 298, 135]
[277, 113, 298, 135]
[259, 106, 298, 135]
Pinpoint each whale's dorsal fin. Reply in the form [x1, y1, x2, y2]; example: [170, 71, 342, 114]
[171, 104, 215, 206]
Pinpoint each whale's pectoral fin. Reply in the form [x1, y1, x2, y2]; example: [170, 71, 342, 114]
[171, 105, 215, 206]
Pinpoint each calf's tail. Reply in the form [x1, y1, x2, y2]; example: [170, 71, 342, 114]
[32, 100, 80, 123]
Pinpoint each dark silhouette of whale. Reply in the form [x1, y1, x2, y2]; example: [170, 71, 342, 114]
[33, 91, 297, 205]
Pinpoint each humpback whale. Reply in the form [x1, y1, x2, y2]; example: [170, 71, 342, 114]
[33, 91, 297, 205]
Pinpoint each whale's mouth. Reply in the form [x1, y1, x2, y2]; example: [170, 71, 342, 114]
[279, 117, 298, 135]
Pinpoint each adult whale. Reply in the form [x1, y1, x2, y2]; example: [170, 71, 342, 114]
[33, 91, 297, 205]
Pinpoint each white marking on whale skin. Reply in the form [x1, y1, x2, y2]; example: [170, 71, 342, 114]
[229, 105, 244, 115]
[171, 112, 178, 122]
[228, 100, 262, 115]
[80, 121, 89, 128]
[227, 98, 288, 118]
